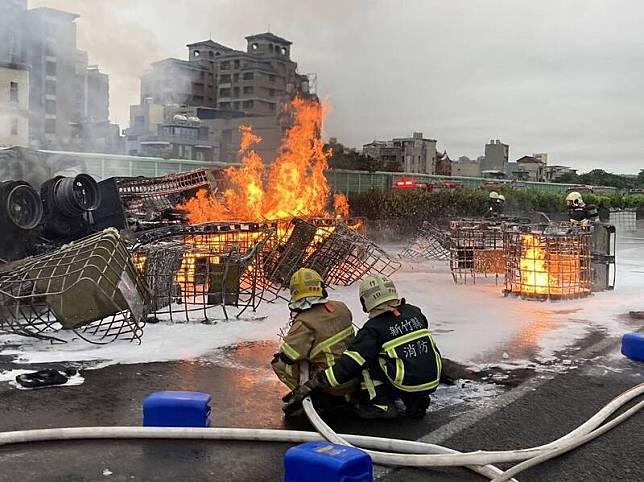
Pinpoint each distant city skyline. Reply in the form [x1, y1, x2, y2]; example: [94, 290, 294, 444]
[30, 0, 644, 173]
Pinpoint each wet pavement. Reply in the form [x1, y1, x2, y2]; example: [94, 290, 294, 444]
[0, 332, 641, 481]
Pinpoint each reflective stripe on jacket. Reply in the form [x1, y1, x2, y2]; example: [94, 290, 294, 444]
[271, 300, 355, 391]
[325, 302, 442, 393]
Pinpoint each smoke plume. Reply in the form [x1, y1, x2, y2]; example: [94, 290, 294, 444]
[29, 0, 164, 126]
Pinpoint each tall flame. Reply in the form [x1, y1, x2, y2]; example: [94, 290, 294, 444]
[519, 233, 585, 297]
[179, 97, 345, 222]
[520, 234, 550, 294]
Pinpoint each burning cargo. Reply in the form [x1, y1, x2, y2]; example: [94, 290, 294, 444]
[504, 224, 593, 300]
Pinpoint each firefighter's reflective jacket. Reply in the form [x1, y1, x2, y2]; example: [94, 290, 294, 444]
[324, 302, 442, 393]
[271, 301, 355, 393]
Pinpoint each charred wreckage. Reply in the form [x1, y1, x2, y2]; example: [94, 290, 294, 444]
[0, 169, 400, 344]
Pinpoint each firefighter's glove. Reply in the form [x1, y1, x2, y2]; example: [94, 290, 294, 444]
[282, 373, 328, 414]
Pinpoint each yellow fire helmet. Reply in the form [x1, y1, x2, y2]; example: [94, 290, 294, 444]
[566, 191, 584, 206]
[497, 194, 506, 202]
[289, 268, 324, 302]
[489, 191, 500, 200]
[359, 274, 399, 313]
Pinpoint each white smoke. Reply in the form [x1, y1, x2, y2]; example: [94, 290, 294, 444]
[28, 0, 165, 126]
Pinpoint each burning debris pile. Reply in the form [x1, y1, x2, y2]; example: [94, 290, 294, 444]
[0, 98, 400, 342]
[504, 223, 593, 300]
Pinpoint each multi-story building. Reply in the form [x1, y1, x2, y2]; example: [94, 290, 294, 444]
[545, 165, 576, 181]
[436, 150, 451, 176]
[533, 152, 548, 166]
[393, 132, 437, 174]
[0, 62, 29, 147]
[363, 132, 438, 174]
[141, 57, 217, 108]
[482, 139, 509, 173]
[515, 155, 546, 182]
[126, 101, 218, 161]
[0, 0, 26, 64]
[0, 4, 119, 152]
[451, 156, 481, 178]
[362, 140, 402, 165]
[128, 32, 310, 162]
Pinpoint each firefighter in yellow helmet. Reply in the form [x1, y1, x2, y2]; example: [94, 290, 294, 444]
[566, 191, 599, 227]
[485, 191, 505, 218]
[285, 274, 442, 420]
[272, 268, 356, 413]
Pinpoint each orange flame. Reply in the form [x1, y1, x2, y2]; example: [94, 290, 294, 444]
[334, 193, 350, 218]
[519, 233, 586, 297]
[179, 97, 344, 222]
[520, 234, 550, 295]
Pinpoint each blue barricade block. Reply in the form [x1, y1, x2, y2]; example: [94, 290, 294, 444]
[143, 391, 211, 427]
[284, 442, 373, 482]
[622, 332, 644, 362]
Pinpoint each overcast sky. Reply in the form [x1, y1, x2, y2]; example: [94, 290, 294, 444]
[31, 0, 644, 173]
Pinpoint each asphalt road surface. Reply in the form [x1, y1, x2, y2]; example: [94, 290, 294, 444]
[0, 335, 641, 482]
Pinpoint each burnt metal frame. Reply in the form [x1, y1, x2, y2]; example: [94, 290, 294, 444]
[132, 222, 276, 323]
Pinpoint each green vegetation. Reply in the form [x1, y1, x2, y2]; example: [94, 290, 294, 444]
[554, 169, 644, 190]
[349, 188, 644, 227]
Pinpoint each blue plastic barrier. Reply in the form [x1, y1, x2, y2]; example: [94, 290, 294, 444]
[143, 391, 211, 427]
[621, 332, 644, 362]
[284, 442, 373, 482]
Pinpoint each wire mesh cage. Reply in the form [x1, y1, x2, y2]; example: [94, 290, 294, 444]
[0, 229, 149, 343]
[608, 209, 637, 233]
[503, 223, 592, 300]
[132, 222, 276, 322]
[304, 222, 402, 286]
[449, 220, 506, 284]
[260, 217, 399, 300]
[400, 221, 450, 261]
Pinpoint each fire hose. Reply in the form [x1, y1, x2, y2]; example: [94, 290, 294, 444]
[0, 374, 640, 481]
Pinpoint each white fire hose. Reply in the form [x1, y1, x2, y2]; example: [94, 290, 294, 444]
[0, 364, 640, 481]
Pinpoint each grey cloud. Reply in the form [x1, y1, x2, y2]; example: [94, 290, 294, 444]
[30, 0, 644, 173]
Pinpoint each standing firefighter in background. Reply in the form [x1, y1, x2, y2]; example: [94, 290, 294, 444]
[272, 268, 356, 411]
[566, 191, 599, 227]
[485, 191, 505, 218]
[285, 274, 442, 420]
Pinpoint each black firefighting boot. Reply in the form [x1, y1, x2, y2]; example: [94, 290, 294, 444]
[401, 393, 431, 419]
[354, 381, 399, 420]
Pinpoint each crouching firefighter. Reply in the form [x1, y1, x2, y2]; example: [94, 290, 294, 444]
[272, 268, 357, 413]
[285, 274, 442, 420]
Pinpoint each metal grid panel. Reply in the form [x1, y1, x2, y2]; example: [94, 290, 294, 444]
[400, 222, 450, 261]
[132, 223, 276, 322]
[449, 220, 506, 284]
[0, 229, 149, 343]
[609, 209, 637, 233]
[307, 224, 401, 286]
[503, 223, 592, 300]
